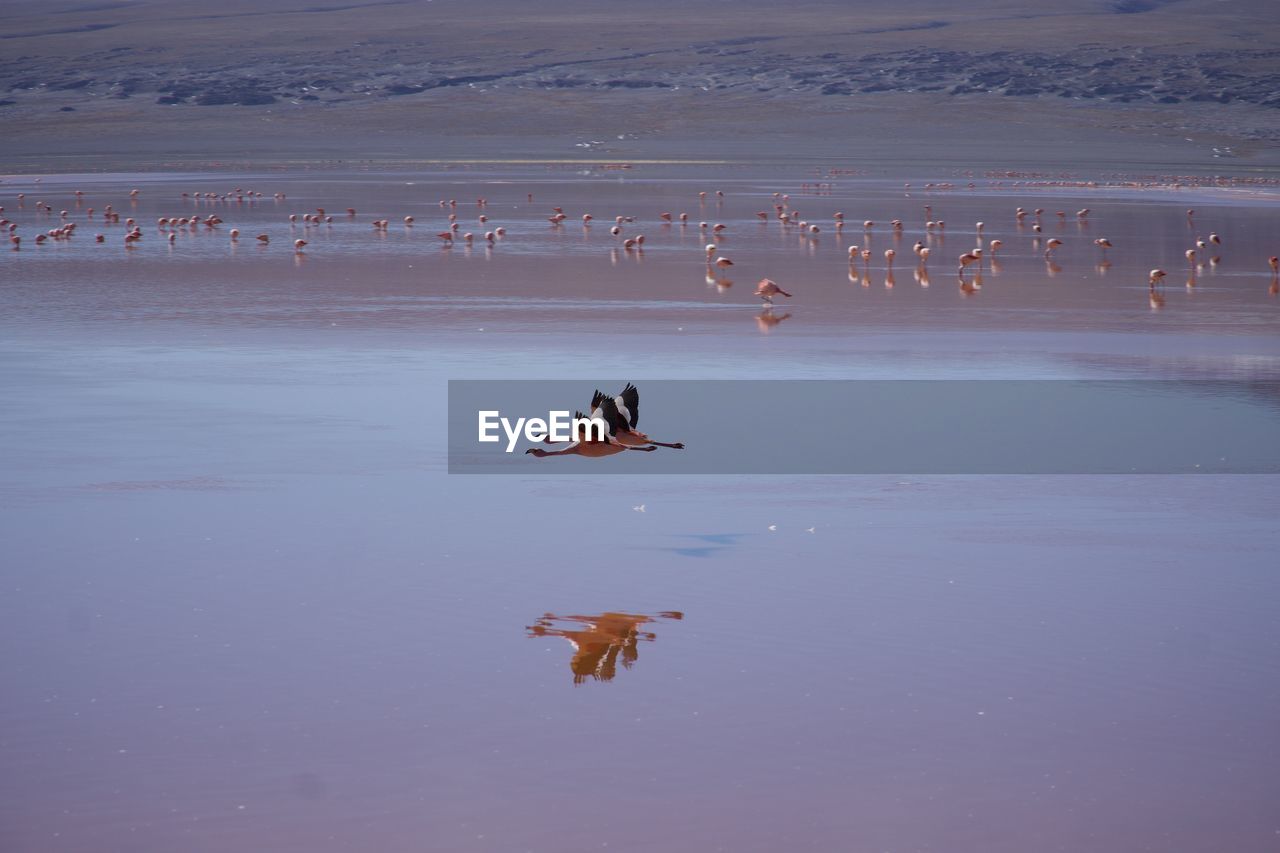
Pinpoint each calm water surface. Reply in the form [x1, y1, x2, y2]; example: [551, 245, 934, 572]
[2, 170, 1279, 852]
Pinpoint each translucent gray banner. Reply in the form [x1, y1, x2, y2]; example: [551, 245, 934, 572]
[448, 380, 1280, 474]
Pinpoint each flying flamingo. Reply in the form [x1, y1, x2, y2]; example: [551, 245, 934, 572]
[526, 397, 657, 459]
[590, 385, 684, 449]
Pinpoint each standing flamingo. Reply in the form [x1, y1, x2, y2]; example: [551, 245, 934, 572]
[755, 278, 792, 305]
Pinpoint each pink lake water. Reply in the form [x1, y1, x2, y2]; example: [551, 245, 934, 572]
[2, 168, 1279, 852]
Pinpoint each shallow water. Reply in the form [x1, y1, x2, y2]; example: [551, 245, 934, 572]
[2, 169, 1279, 853]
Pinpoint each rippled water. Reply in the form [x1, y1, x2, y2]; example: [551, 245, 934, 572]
[2, 169, 1279, 852]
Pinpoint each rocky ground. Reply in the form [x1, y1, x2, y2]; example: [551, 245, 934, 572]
[2, 0, 1278, 169]
[6, 42, 1278, 117]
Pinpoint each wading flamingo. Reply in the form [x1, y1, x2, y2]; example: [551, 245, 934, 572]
[756, 278, 792, 305]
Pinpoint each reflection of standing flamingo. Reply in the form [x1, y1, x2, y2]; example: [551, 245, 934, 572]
[527, 611, 683, 684]
[756, 308, 792, 333]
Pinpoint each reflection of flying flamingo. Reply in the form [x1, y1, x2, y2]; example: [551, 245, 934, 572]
[527, 611, 683, 684]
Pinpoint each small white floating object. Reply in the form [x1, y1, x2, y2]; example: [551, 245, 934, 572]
[767, 524, 777, 532]
[632, 505, 645, 513]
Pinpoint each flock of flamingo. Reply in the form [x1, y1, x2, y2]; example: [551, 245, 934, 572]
[4, 184, 1279, 312]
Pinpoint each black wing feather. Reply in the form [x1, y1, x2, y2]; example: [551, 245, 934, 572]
[619, 382, 640, 429]
[598, 396, 627, 436]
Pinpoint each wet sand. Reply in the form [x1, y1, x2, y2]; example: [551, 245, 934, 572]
[2, 170, 1279, 852]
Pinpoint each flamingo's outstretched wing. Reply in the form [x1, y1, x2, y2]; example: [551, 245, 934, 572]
[577, 409, 618, 445]
[596, 397, 628, 439]
[619, 382, 640, 429]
